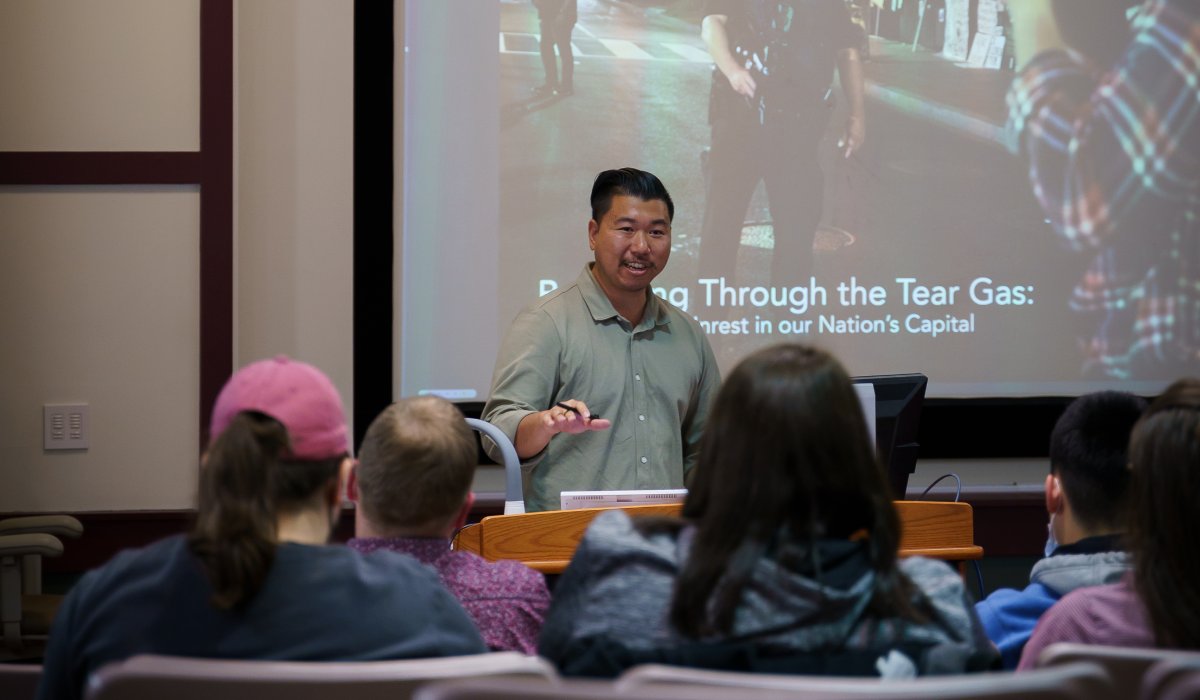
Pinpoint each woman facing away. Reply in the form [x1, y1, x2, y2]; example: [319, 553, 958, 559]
[39, 356, 485, 700]
[1018, 377, 1200, 668]
[538, 343, 998, 677]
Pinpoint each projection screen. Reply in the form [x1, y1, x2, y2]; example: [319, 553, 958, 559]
[397, 0, 1194, 401]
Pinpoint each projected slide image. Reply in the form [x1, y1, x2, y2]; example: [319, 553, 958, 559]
[486, 0, 1194, 394]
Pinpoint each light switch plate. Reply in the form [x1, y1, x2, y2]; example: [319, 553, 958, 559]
[44, 403, 89, 450]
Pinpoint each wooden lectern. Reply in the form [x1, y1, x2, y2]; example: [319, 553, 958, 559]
[453, 500, 982, 575]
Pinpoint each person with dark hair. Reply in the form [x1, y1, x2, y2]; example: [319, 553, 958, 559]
[531, 0, 577, 98]
[538, 343, 996, 677]
[975, 390, 1146, 668]
[1019, 377, 1200, 667]
[347, 396, 550, 654]
[1005, 0, 1199, 379]
[589, 166, 675, 225]
[483, 168, 720, 512]
[38, 357, 485, 700]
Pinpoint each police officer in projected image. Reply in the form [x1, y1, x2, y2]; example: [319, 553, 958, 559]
[697, 0, 866, 290]
[531, 0, 578, 98]
[482, 168, 721, 513]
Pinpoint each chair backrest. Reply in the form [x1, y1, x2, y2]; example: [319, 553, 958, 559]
[452, 500, 981, 575]
[415, 676, 797, 700]
[1037, 643, 1200, 699]
[616, 662, 1113, 699]
[0, 663, 42, 700]
[1143, 657, 1200, 700]
[418, 662, 1111, 700]
[85, 652, 559, 700]
[465, 418, 524, 515]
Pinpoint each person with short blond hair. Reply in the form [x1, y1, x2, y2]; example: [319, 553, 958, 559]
[349, 396, 550, 654]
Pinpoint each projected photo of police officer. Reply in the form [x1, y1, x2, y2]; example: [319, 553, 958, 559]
[696, 0, 866, 290]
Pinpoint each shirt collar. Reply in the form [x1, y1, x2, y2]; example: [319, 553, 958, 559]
[345, 536, 451, 564]
[1051, 533, 1125, 556]
[577, 263, 671, 332]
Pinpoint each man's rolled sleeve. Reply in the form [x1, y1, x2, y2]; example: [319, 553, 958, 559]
[481, 308, 563, 467]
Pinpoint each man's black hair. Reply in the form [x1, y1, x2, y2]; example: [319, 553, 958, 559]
[1049, 390, 1147, 530]
[590, 167, 675, 223]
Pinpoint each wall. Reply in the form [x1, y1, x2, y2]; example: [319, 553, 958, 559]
[0, 0, 354, 513]
[235, 0, 354, 410]
[0, 1, 202, 512]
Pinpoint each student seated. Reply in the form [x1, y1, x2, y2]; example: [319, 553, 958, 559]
[976, 391, 1145, 668]
[538, 343, 998, 678]
[1018, 378, 1200, 668]
[38, 356, 485, 700]
[347, 396, 551, 653]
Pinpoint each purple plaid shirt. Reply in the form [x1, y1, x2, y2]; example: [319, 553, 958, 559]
[1006, 0, 1199, 379]
[347, 537, 550, 654]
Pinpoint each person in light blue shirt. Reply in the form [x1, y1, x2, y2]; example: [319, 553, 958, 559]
[975, 390, 1145, 668]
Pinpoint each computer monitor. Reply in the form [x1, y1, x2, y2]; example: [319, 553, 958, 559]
[852, 373, 928, 499]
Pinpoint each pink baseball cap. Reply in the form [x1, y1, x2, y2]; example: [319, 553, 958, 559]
[210, 355, 351, 460]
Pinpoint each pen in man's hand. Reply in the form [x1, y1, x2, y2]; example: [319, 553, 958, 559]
[556, 401, 600, 420]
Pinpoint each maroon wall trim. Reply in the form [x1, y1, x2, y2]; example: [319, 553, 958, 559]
[199, 0, 234, 444]
[0, 0, 233, 446]
[0, 152, 202, 185]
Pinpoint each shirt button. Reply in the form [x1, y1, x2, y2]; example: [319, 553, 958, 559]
[635, 374, 642, 381]
[640, 456, 648, 464]
[638, 414, 646, 421]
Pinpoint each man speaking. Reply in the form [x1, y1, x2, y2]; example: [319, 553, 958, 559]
[483, 168, 721, 512]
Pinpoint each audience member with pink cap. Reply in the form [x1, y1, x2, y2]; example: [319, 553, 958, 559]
[39, 356, 485, 700]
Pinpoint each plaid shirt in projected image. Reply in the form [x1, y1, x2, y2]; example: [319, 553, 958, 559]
[1005, 0, 1199, 379]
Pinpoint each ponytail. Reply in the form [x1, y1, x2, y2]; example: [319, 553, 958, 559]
[189, 412, 287, 610]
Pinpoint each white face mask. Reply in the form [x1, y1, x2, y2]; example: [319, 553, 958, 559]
[1044, 513, 1058, 558]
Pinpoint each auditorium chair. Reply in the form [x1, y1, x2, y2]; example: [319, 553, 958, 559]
[416, 676, 799, 700]
[1142, 656, 1200, 700]
[614, 661, 1114, 699]
[85, 651, 559, 700]
[0, 514, 83, 659]
[0, 662, 42, 700]
[1037, 643, 1200, 700]
[413, 661, 1112, 700]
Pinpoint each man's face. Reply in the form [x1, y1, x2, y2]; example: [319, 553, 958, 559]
[588, 194, 671, 299]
